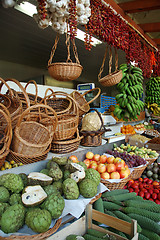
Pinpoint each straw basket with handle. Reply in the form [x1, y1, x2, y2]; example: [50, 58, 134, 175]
[48, 34, 83, 81]
[17, 80, 42, 110]
[0, 78, 30, 129]
[0, 93, 11, 109]
[70, 87, 101, 117]
[12, 104, 58, 156]
[0, 103, 12, 168]
[98, 46, 123, 87]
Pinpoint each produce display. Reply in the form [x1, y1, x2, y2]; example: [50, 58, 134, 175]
[0, 156, 101, 234]
[145, 76, 160, 108]
[83, 152, 131, 180]
[93, 189, 160, 239]
[133, 123, 146, 132]
[142, 162, 160, 182]
[121, 124, 136, 134]
[124, 178, 160, 204]
[143, 129, 160, 138]
[128, 133, 150, 144]
[0, 160, 23, 171]
[114, 64, 144, 121]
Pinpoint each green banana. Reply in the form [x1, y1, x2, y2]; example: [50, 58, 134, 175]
[126, 103, 133, 113]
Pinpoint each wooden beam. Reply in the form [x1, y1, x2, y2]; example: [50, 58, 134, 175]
[138, 22, 160, 32]
[102, 0, 158, 49]
[154, 38, 160, 45]
[118, 0, 160, 13]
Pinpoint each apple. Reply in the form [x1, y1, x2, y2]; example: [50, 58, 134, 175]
[115, 161, 125, 171]
[93, 154, 101, 162]
[69, 155, 79, 163]
[106, 163, 116, 173]
[110, 171, 120, 179]
[83, 159, 91, 168]
[86, 151, 94, 160]
[89, 161, 98, 170]
[106, 156, 115, 164]
[119, 168, 129, 178]
[113, 157, 122, 164]
[101, 172, 110, 180]
[99, 155, 108, 164]
[97, 163, 106, 173]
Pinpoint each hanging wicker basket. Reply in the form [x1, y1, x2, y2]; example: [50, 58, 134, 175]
[12, 104, 58, 156]
[48, 34, 83, 82]
[80, 109, 111, 147]
[0, 94, 11, 109]
[70, 88, 101, 117]
[98, 46, 123, 87]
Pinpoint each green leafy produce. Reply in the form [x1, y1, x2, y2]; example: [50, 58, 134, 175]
[1, 204, 25, 233]
[84, 168, 101, 186]
[0, 173, 24, 193]
[25, 208, 52, 233]
[63, 178, 80, 199]
[0, 186, 10, 202]
[79, 179, 97, 198]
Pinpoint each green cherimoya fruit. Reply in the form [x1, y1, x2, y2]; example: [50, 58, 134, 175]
[19, 173, 28, 187]
[41, 193, 65, 218]
[43, 185, 60, 196]
[40, 169, 49, 176]
[52, 156, 68, 165]
[0, 202, 10, 216]
[27, 172, 53, 186]
[79, 179, 97, 198]
[9, 193, 22, 205]
[25, 208, 52, 233]
[66, 235, 85, 240]
[1, 204, 25, 233]
[0, 186, 10, 202]
[48, 162, 63, 181]
[84, 168, 101, 186]
[63, 169, 71, 180]
[63, 178, 80, 199]
[0, 173, 24, 193]
[52, 180, 63, 195]
[77, 162, 87, 172]
[64, 159, 76, 172]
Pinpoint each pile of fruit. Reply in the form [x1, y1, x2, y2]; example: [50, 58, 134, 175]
[124, 178, 160, 204]
[133, 123, 146, 132]
[0, 156, 101, 234]
[83, 152, 130, 180]
[121, 124, 136, 134]
[145, 76, 160, 107]
[113, 143, 159, 160]
[0, 161, 23, 171]
[93, 189, 160, 239]
[114, 64, 144, 121]
[142, 162, 160, 182]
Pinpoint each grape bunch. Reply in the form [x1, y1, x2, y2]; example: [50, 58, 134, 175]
[107, 150, 146, 168]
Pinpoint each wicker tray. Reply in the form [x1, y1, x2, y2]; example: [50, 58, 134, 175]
[101, 177, 130, 191]
[129, 164, 147, 180]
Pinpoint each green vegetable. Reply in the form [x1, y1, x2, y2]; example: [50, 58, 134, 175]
[107, 227, 128, 239]
[103, 201, 121, 211]
[87, 229, 107, 238]
[141, 229, 160, 240]
[124, 200, 160, 213]
[102, 189, 129, 198]
[104, 210, 117, 218]
[105, 192, 137, 202]
[83, 234, 108, 240]
[93, 198, 104, 213]
[138, 234, 150, 240]
[127, 213, 160, 234]
[66, 235, 85, 240]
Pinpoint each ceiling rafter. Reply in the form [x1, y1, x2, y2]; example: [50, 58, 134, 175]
[118, 0, 160, 13]
[138, 22, 160, 33]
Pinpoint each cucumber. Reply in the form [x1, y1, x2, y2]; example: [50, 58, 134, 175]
[141, 229, 160, 240]
[105, 192, 137, 202]
[83, 234, 107, 240]
[93, 198, 104, 213]
[124, 200, 160, 213]
[138, 233, 150, 240]
[102, 189, 129, 198]
[87, 229, 107, 238]
[103, 201, 121, 211]
[104, 210, 118, 218]
[66, 235, 85, 240]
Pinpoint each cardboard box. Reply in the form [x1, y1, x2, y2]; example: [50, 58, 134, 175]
[50, 204, 138, 240]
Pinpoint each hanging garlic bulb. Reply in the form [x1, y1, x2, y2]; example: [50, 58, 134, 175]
[2, 0, 15, 8]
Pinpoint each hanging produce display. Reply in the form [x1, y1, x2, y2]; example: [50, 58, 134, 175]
[113, 63, 144, 121]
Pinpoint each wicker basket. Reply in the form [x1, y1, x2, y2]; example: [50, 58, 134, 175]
[48, 34, 83, 82]
[145, 157, 158, 165]
[101, 177, 130, 191]
[1, 218, 62, 240]
[0, 94, 11, 109]
[51, 128, 83, 153]
[80, 109, 111, 147]
[98, 46, 123, 87]
[70, 88, 101, 117]
[17, 80, 42, 110]
[0, 78, 30, 129]
[129, 164, 148, 180]
[12, 104, 58, 156]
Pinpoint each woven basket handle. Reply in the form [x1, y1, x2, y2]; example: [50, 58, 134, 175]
[0, 77, 15, 98]
[16, 104, 58, 128]
[2, 78, 30, 108]
[25, 80, 38, 103]
[115, 48, 119, 71]
[43, 88, 56, 100]
[98, 45, 108, 80]
[48, 34, 60, 66]
[81, 87, 101, 107]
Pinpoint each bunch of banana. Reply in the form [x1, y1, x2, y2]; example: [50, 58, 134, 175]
[147, 103, 160, 116]
[145, 76, 160, 106]
[114, 63, 144, 121]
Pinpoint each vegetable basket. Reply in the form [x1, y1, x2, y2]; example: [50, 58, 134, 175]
[80, 109, 111, 147]
[12, 104, 58, 156]
[98, 46, 123, 87]
[51, 128, 83, 154]
[48, 34, 83, 82]
[70, 87, 101, 117]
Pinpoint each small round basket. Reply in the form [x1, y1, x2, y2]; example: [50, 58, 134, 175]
[129, 164, 148, 180]
[101, 177, 130, 191]
[1, 218, 62, 240]
[51, 129, 83, 154]
[48, 34, 82, 82]
[98, 46, 123, 87]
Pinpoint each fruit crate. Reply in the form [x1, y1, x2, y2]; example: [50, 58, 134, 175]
[50, 204, 138, 240]
[100, 94, 117, 111]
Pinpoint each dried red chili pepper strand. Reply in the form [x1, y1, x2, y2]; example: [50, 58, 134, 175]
[37, 0, 47, 20]
[68, 0, 77, 39]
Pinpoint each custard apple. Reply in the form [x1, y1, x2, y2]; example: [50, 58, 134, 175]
[85, 168, 101, 186]
[0, 173, 24, 193]
[9, 193, 22, 205]
[79, 179, 97, 198]
[63, 178, 79, 199]
[48, 162, 63, 181]
[25, 208, 52, 233]
[52, 156, 68, 165]
[43, 185, 60, 196]
[0, 186, 10, 202]
[52, 180, 63, 195]
[0, 202, 9, 216]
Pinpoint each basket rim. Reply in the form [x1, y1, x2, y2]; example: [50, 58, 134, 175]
[48, 62, 83, 69]
[99, 69, 123, 83]
[52, 135, 83, 145]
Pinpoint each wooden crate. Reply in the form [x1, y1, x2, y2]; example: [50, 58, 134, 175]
[49, 204, 138, 240]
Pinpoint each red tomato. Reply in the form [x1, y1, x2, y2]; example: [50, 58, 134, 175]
[152, 193, 157, 200]
[148, 189, 153, 195]
[128, 188, 134, 193]
[155, 199, 160, 205]
[144, 192, 151, 199]
[158, 193, 160, 201]
[128, 180, 134, 185]
[131, 183, 139, 189]
[134, 189, 139, 195]
[138, 178, 143, 182]
[139, 183, 144, 189]
[141, 188, 148, 193]
[148, 198, 154, 202]
[153, 189, 159, 194]
[143, 178, 149, 183]
[138, 191, 144, 198]
[147, 179, 153, 184]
